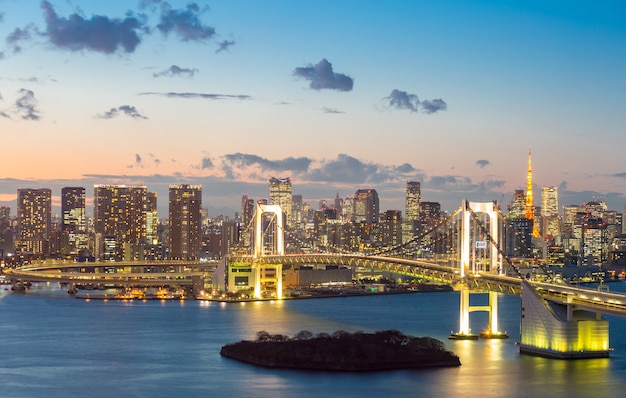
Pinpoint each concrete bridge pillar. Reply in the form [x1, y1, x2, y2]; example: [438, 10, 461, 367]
[519, 281, 609, 358]
[450, 288, 507, 340]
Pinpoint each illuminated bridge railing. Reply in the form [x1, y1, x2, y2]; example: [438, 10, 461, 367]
[530, 281, 626, 317]
[228, 253, 524, 294]
[5, 268, 205, 287]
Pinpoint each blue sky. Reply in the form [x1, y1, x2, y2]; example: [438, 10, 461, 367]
[0, 0, 625, 217]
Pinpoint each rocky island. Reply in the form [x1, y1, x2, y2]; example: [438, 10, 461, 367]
[220, 329, 461, 371]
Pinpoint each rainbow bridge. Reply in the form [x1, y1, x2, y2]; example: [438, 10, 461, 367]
[5, 200, 626, 359]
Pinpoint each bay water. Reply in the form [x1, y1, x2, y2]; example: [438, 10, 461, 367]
[1, 282, 626, 397]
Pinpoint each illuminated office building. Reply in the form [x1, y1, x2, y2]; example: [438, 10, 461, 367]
[61, 187, 87, 256]
[420, 201, 441, 229]
[541, 186, 560, 238]
[382, 210, 403, 246]
[146, 192, 158, 246]
[17, 188, 52, 255]
[169, 184, 202, 260]
[269, 177, 293, 227]
[353, 189, 379, 224]
[241, 195, 255, 227]
[509, 190, 526, 219]
[94, 185, 149, 261]
[405, 181, 421, 222]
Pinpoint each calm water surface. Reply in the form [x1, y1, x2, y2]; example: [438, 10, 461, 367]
[1, 282, 626, 397]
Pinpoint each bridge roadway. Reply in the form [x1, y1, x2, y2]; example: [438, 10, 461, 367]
[5, 255, 626, 317]
[235, 253, 626, 317]
[3, 260, 214, 289]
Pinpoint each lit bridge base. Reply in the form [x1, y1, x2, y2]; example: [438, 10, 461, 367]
[449, 288, 509, 340]
[519, 281, 610, 359]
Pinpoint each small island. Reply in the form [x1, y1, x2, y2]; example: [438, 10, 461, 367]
[220, 329, 461, 371]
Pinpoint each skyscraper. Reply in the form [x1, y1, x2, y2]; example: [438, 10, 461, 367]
[382, 210, 403, 246]
[169, 184, 202, 260]
[509, 190, 526, 218]
[420, 201, 441, 229]
[61, 187, 87, 256]
[405, 181, 421, 222]
[94, 185, 149, 261]
[353, 188, 379, 224]
[541, 186, 560, 238]
[540, 187, 559, 217]
[17, 188, 52, 255]
[146, 191, 158, 246]
[269, 177, 292, 227]
[241, 195, 255, 227]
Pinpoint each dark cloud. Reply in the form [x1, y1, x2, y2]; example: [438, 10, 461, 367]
[157, 2, 215, 42]
[396, 163, 415, 174]
[216, 40, 235, 53]
[612, 172, 626, 179]
[306, 154, 386, 184]
[153, 65, 198, 78]
[136, 154, 142, 164]
[293, 59, 354, 91]
[421, 98, 447, 114]
[384, 90, 447, 114]
[385, 89, 419, 112]
[476, 159, 490, 168]
[322, 107, 344, 114]
[138, 91, 251, 100]
[5, 25, 36, 53]
[15, 88, 41, 121]
[428, 175, 472, 190]
[201, 157, 213, 169]
[222, 153, 312, 173]
[0, 110, 10, 119]
[96, 105, 147, 119]
[40, 0, 145, 54]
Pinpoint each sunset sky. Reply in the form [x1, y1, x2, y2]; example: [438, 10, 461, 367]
[1, 0, 625, 217]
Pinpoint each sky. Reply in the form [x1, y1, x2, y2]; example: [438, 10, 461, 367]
[0, 0, 625, 218]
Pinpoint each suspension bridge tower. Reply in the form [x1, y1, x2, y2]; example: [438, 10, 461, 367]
[221, 203, 284, 299]
[451, 200, 508, 340]
[251, 203, 284, 299]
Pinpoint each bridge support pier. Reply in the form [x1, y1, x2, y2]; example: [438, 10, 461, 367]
[450, 288, 508, 340]
[519, 281, 609, 358]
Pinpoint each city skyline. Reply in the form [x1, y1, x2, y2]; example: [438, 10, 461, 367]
[1, 1, 625, 216]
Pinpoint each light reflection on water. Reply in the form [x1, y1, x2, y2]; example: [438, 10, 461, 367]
[1, 283, 626, 397]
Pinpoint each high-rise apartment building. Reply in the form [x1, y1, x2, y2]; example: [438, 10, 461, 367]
[420, 201, 441, 229]
[540, 187, 559, 217]
[17, 188, 52, 255]
[94, 185, 149, 261]
[405, 181, 421, 222]
[292, 194, 303, 224]
[61, 187, 87, 256]
[509, 190, 526, 218]
[269, 177, 293, 227]
[353, 188, 379, 224]
[0, 206, 11, 255]
[382, 210, 403, 246]
[169, 184, 202, 260]
[146, 192, 158, 246]
[541, 186, 560, 238]
[241, 195, 255, 227]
